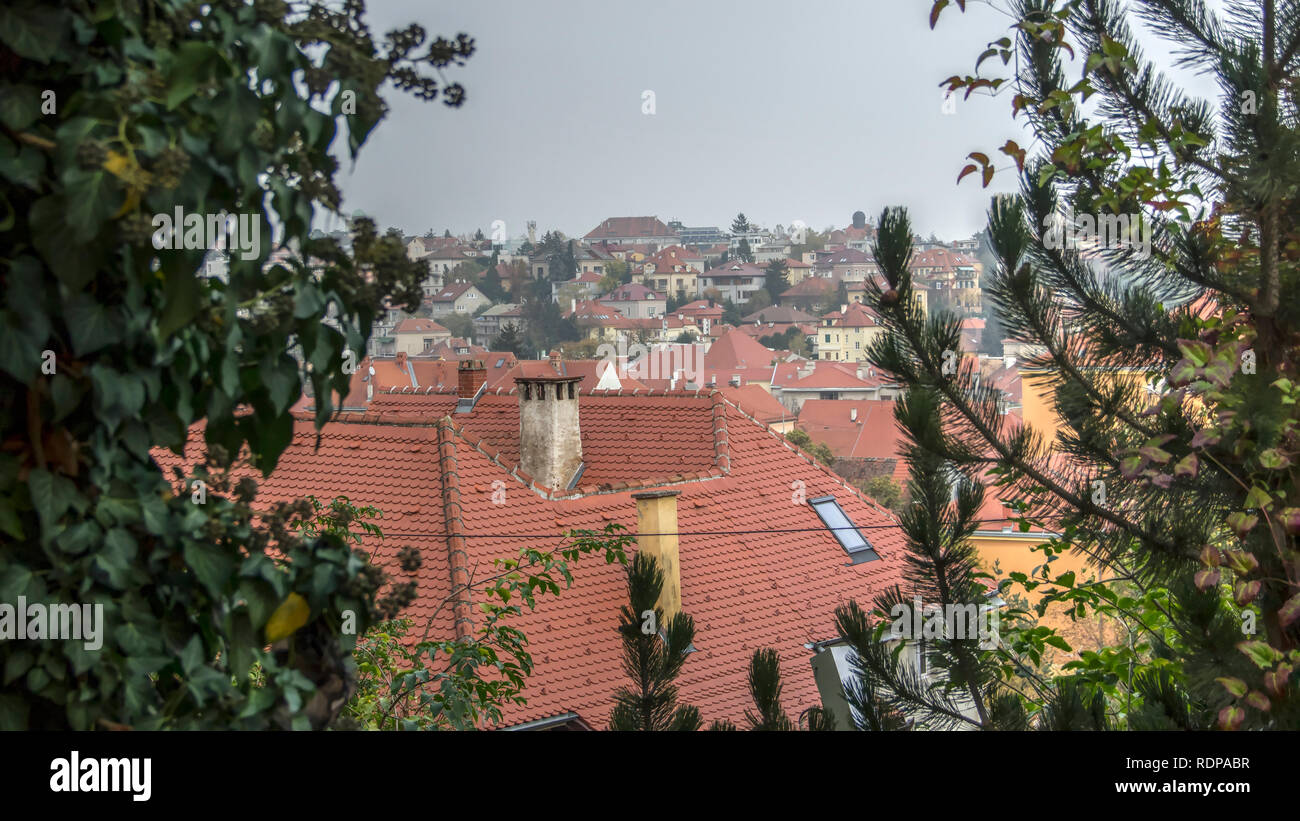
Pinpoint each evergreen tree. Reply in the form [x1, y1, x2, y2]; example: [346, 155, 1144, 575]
[608, 553, 702, 731]
[742, 649, 795, 730]
[765, 258, 790, 296]
[843, 0, 1300, 730]
[737, 237, 755, 264]
[731, 212, 752, 234]
[491, 323, 524, 356]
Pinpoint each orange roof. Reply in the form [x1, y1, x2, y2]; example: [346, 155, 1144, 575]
[393, 318, 450, 335]
[720, 384, 792, 425]
[783, 361, 882, 390]
[153, 392, 908, 728]
[822, 302, 881, 328]
[704, 328, 777, 371]
[797, 399, 904, 460]
[584, 216, 677, 240]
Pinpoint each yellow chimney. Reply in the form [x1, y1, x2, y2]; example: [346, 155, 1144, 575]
[632, 490, 681, 622]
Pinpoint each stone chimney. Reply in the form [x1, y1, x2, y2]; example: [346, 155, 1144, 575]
[633, 490, 681, 623]
[515, 362, 583, 490]
[457, 359, 486, 398]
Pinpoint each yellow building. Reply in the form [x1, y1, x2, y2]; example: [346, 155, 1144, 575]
[814, 302, 885, 363]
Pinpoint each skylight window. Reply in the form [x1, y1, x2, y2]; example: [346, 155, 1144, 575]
[809, 495, 879, 563]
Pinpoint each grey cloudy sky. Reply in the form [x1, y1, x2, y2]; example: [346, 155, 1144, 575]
[332, 0, 1211, 242]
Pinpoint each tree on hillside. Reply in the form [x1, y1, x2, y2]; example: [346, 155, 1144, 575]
[731, 213, 752, 235]
[492, 323, 524, 356]
[765, 258, 791, 296]
[743, 288, 772, 313]
[439, 312, 474, 341]
[605, 257, 631, 285]
[608, 553, 702, 730]
[0, 0, 474, 730]
[737, 237, 755, 264]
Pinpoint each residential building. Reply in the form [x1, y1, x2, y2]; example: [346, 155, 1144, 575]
[698, 261, 765, 304]
[584, 216, 680, 251]
[428, 281, 489, 317]
[473, 304, 525, 342]
[815, 303, 885, 363]
[666, 220, 727, 249]
[392, 318, 452, 356]
[641, 246, 701, 301]
[600, 283, 666, 319]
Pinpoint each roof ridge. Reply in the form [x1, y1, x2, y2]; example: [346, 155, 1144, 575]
[710, 392, 732, 474]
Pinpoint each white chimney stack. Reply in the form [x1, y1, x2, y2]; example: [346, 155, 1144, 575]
[850, 407, 858, 422]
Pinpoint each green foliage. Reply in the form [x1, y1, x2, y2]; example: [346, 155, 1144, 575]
[853, 0, 1300, 729]
[347, 524, 633, 730]
[0, 0, 472, 729]
[491, 322, 524, 356]
[736, 237, 754, 264]
[786, 429, 835, 466]
[860, 475, 903, 512]
[608, 553, 701, 731]
[764, 259, 790, 296]
[743, 648, 795, 730]
[439, 311, 474, 341]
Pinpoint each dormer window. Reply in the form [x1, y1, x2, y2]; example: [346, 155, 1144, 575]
[809, 496, 879, 563]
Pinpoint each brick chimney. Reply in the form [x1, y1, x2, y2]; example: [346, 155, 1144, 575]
[515, 364, 583, 490]
[395, 351, 407, 369]
[633, 490, 681, 622]
[457, 359, 486, 398]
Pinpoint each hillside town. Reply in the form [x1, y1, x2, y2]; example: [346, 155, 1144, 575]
[7, 0, 1295, 768]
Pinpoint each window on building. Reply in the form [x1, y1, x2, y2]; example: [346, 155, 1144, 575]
[809, 495, 878, 562]
[423, 338, 433, 351]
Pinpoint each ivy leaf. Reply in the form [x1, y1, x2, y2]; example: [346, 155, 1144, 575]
[265, 592, 311, 643]
[0, 84, 41, 130]
[64, 293, 122, 356]
[0, 4, 63, 63]
[165, 42, 225, 110]
[61, 168, 119, 244]
[183, 540, 235, 599]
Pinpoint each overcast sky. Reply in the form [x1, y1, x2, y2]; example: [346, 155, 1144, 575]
[331, 0, 1216, 242]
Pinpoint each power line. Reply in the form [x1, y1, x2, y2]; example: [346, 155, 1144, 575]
[364, 519, 1056, 540]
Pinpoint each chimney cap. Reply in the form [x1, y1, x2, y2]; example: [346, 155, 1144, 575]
[632, 489, 680, 500]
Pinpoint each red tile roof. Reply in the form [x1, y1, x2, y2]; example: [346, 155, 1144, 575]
[797, 399, 904, 460]
[152, 391, 908, 728]
[821, 303, 881, 328]
[584, 216, 677, 241]
[783, 361, 882, 390]
[704, 328, 778, 371]
[720, 384, 792, 426]
[393, 318, 450, 336]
